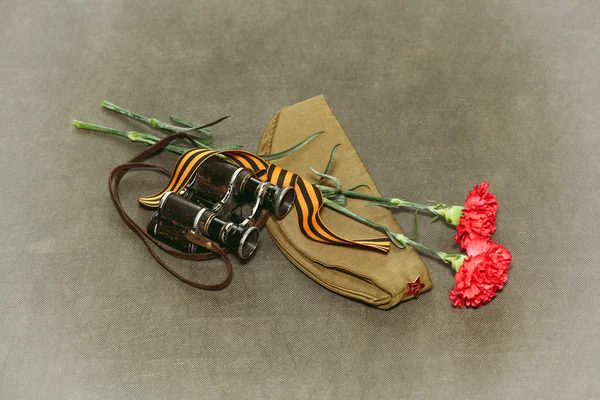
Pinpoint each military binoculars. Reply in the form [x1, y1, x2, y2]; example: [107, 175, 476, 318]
[148, 157, 296, 259]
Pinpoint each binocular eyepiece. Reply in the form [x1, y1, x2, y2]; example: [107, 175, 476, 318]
[148, 192, 260, 259]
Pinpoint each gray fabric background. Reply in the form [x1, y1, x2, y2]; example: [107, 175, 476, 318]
[1, 0, 598, 398]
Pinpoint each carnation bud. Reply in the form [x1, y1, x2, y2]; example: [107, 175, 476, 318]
[435, 206, 464, 226]
[438, 252, 467, 272]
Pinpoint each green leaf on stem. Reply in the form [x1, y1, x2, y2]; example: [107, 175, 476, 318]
[317, 186, 336, 195]
[170, 115, 232, 130]
[260, 131, 324, 161]
[347, 184, 370, 192]
[127, 131, 159, 145]
[383, 227, 406, 249]
[168, 116, 195, 127]
[169, 115, 233, 145]
[312, 144, 341, 184]
[309, 166, 342, 192]
[323, 144, 341, 175]
[325, 193, 347, 206]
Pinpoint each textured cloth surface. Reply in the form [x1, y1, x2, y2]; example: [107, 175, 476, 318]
[258, 95, 432, 308]
[1, 0, 599, 398]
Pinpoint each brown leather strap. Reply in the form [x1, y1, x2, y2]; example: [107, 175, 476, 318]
[108, 133, 241, 290]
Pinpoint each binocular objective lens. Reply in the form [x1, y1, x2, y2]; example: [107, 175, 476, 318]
[238, 226, 260, 259]
[272, 186, 296, 219]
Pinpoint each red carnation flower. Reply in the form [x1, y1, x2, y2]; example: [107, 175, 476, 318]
[466, 238, 512, 289]
[454, 182, 498, 249]
[449, 238, 512, 307]
[449, 252, 498, 308]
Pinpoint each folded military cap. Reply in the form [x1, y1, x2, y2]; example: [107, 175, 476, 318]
[258, 95, 432, 309]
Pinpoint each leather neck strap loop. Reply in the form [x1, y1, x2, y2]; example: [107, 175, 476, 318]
[108, 133, 242, 291]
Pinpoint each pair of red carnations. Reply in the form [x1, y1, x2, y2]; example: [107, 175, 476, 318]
[449, 182, 512, 307]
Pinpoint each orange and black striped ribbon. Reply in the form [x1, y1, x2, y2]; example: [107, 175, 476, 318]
[139, 149, 390, 253]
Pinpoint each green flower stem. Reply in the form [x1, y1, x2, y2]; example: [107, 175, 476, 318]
[319, 188, 433, 211]
[72, 120, 193, 153]
[72, 120, 125, 137]
[323, 198, 456, 263]
[74, 120, 321, 162]
[320, 187, 464, 226]
[101, 100, 213, 140]
[395, 234, 443, 258]
[384, 198, 435, 212]
[323, 197, 385, 233]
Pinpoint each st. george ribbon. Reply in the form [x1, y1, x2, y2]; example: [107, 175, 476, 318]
[139, 148, 391, 253]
